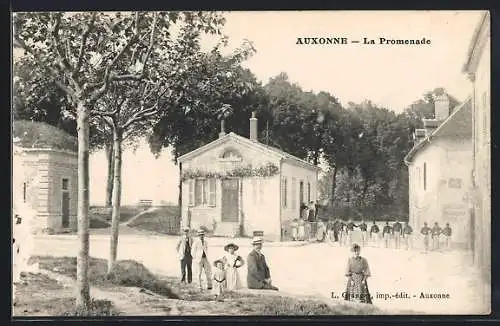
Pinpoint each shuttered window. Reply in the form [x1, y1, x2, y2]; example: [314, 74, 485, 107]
[282, 177, 288, 208]
[195, 179, 203, 205]
[188, 180, 194, 206]
[291, 178, 297, 209]
[208, 178, 216, 207]
[307, 182, 311, 203]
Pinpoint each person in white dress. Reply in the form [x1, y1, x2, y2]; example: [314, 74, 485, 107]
[222, 243, 244, 291]
[212, 259, 226, 301]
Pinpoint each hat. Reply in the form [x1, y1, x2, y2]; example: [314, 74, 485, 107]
[197, 228, 205, 235]
[251, 236, 263, 245]
[182, 226, 190, 232]
[213, 258, 224, 267]
[224, 243, 239, 252]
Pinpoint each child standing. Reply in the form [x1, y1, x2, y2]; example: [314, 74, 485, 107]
[297, 219, 306, 241]
[212, 259, 226, 301]
[223, 243, 244, 291]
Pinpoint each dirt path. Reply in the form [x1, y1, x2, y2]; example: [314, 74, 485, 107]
[36, 269, 178, 316]
[123, 207, 161, 226]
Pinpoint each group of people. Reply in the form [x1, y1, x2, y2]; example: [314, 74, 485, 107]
[290, 216, 454, 252]
[175, 227, 278, 301]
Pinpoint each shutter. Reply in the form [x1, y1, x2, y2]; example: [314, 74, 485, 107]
[194, 179, 203, 205]
[188, 180, 194, 206]
[291, 178, 296, 209]
[208, 178, 216, 207]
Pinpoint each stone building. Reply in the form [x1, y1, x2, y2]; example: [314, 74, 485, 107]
[178, 112, 320, 241]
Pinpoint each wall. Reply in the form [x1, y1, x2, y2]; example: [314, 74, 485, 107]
[280, 160, 318, 238]
[471, 23, 490, 293]
[242, 175, 281, 241]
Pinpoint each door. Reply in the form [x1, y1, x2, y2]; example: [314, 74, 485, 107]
[221, 179, 239, 222]
[62, 192, 70, 228]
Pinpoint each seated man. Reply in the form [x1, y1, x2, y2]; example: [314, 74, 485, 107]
[247, 236, 279, 290]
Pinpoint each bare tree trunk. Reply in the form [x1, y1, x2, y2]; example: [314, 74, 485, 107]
[105, 141, 114, 207]
[178, 161, 182, 212]
[108, 128, 123, 273]
[76, 101, 91, 310]
[330, 166, 338, 208]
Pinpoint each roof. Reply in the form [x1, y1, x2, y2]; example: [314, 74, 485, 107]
[462, 11, 490, 74]
[178, 132, 321, 172]
[404, 97, 472, 165]
[13, 120, 77, 152]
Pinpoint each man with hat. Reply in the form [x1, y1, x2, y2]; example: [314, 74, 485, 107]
[175, 226, 193, 284]
[191, 228, 212, 290]
[247, 236, 278, 290]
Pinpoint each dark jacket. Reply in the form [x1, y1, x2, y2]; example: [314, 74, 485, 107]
[247, 249, 271, 289]
[370, 224, 379, 234]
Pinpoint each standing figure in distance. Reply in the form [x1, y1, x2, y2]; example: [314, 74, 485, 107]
[403, 222, 413, 250]
[420, 222, 431, 252]
[431, 222, 442, 251]
[297, 219, 306, 241]
[192, 228, 213, 290]
[392, 219, 403, 250]
[369, 221, 380, 247]
[290, 218, 299, 241]
[359, 219, 368, 247]
[382, 221, 392, 248]
[344, 243, 372, 304]
[346, 219, 357, 247]
[442, 223, 452, 250]
[175, 226, 193, 284]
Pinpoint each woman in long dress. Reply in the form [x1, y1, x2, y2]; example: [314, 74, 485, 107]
[344, 243, 372, 304]
[222, 243, 244, 291]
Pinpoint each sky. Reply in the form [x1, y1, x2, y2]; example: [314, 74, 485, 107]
[12, 11, 485, 205]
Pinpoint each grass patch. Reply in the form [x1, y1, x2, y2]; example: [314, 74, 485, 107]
[29, 256, 179, 299]
[127, 206, 180, 235]
[89, 206, 145, 223]
[13, 272, 118, 316]
[89, 218, 110, 229]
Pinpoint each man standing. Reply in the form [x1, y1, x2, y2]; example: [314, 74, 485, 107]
[420, 222, 431, 252]
[247, 236, 279, 290]
[431, 222, 442, 251]
[403, 222, 413, 250]
[359, 219, 368, 247]
[346, 219, 357, 247]
[369, 221, 380, 247]
[442, 223, 452, 250]
[333, 219, 340, 243]
[175, 226, 193, 284]
[191, 228, 212, 290]
[392, 219, 403, 249]
[382, 221, 392, 248]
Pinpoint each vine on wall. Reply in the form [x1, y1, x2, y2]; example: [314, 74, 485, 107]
[181, 162, 279, 182]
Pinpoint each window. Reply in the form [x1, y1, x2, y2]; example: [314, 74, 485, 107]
[23, 182, 26, 203]
[291, 178, 297, 209]
[299, 181, 304, 205]
[423, 163, 427, 191]
[282, 177, 288, 208]
[193, 179, 216, 207]
[62, 178, 69, 191]
[307, 182, 311, 203]
[188, 180, 194, 206]
[208, 178, 216, 207]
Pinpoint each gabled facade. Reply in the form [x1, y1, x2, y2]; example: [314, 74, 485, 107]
[405, 96, 472, 247]
[178, 114, 320, 241]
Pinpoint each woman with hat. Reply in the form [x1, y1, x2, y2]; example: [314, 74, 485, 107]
[344, 243, 372, 304]
[222, 243, 244, 291]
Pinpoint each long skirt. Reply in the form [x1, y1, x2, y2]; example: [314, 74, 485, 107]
[344, 274, 372, 304]
[225, 267, 242, 291]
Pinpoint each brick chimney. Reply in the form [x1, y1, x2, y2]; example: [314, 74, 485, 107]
[219, 119, 226, 138]
[249, 112, 258, 142]
[434, 93, 450, 121]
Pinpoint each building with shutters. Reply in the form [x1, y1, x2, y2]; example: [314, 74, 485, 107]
[178, 112, 320, 241]
[13, 120, 78, 233]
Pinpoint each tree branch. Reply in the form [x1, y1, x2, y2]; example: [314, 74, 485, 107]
[122, 102, 159, 131]
[50, 13, 73, 73]
[74, 12, 97, 77]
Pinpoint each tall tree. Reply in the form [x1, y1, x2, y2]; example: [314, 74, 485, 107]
[13, 11, 226, 310]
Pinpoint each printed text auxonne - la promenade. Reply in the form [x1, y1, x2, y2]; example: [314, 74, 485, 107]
[296, 37, 432, 45]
